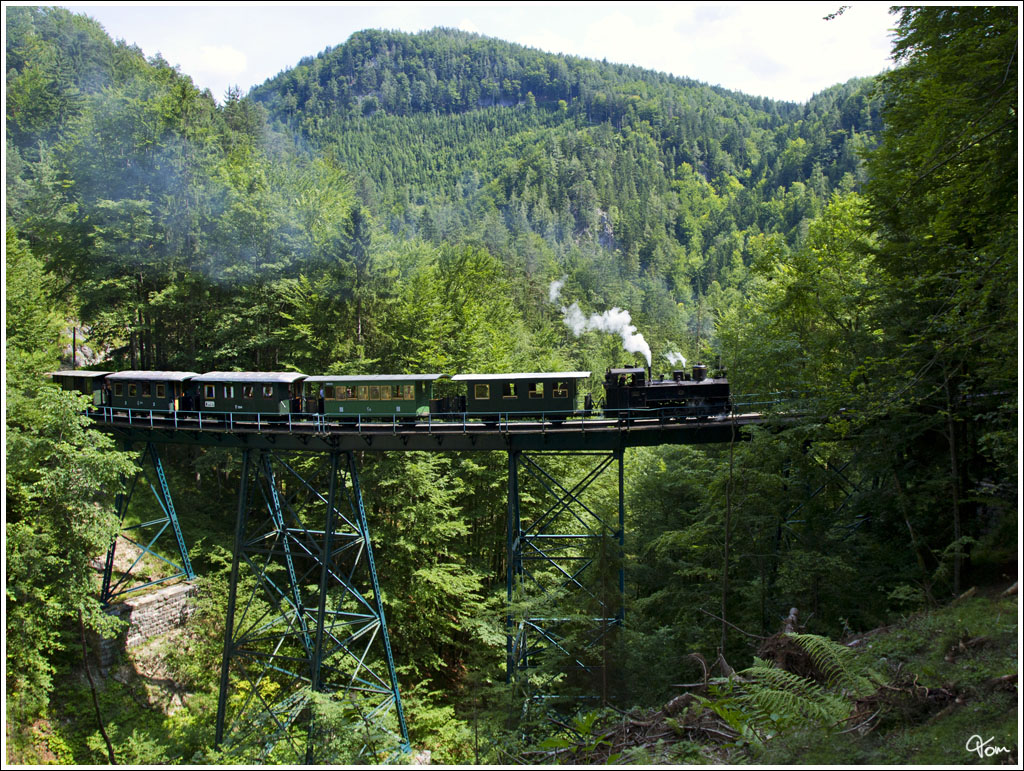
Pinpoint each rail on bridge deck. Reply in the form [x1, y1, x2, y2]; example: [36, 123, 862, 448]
[89, 406, 768, 452]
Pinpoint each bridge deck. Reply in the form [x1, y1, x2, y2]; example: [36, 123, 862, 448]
[91, 409, 766, 451]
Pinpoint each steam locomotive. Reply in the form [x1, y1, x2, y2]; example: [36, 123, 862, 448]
[603, 365, 731, 418]
[49, 365, 730, 422]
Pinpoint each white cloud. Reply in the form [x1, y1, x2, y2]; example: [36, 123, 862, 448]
[521, 2, 896, 102]
[169, 43, 247, 98]
[518, 27, 578, 57]
[190, 44, 248, 78]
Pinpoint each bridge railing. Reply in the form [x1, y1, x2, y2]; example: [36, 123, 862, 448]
[88, 395, 801, 434]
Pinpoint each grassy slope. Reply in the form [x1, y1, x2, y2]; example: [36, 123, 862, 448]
[757, 590, 1019, 765]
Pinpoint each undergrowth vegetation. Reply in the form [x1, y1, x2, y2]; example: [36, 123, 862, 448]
[527, 594, 1017, 765]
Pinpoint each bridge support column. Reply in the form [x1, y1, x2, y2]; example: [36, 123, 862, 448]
[214, 449, 408, 764]
[100, 441, 194, 606]
[506, 449, 625, 702]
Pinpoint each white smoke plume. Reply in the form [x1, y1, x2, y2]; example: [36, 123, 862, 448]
[549, 276, 566, 304]
[548, 279, 653, 366]
[664, 351, 687, 368]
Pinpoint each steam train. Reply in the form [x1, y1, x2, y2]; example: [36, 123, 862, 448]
[49, 366, 730, 423]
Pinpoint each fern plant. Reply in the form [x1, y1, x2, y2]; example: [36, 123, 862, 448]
[695, 634, 885, 747]
[736, 657, 851, 735]
[784, 632, 881, 697]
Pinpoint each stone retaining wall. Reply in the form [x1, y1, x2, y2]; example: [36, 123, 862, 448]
[95, 581, 198, 670]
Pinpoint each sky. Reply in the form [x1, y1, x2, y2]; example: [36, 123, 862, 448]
[51, 2, 900, 104]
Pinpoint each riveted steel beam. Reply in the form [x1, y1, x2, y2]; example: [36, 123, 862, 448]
[100, 441, 194, 606]
[215, 450, 407, 764]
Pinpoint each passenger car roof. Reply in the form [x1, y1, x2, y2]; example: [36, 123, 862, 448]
[303, 374, 446, 383]
[106, 370, 200, 381]
[49, 370, 114, 378]
[195, 371, 307, 383]
[451, 372, 590, 381]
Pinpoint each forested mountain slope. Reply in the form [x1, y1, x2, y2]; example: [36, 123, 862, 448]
[250, 28, 880, 328]
[6, 6, 1017, 765]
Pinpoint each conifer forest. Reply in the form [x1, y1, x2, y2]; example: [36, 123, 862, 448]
[5, 6, 1018, 765]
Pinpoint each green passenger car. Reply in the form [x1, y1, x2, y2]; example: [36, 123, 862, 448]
[451, 372, 590, 418]
[107, 371, 200, 411]
[303, 374, 445, 418]
[49, 370, 113, 406]
[195, 372, 306, 415]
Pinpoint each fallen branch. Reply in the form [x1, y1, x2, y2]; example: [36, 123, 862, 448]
[838, 708, 881, 735]
[698, 608, 765, 639]
[984, 673, 1017, 691]
[701, 726, 740, 741]
[952, 586, 977, 605]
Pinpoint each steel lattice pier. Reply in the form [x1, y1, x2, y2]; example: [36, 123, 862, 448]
[506, 450, 625, 702]
[214, 449, 407, 763]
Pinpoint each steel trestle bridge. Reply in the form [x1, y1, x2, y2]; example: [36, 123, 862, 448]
[93, 406, 768, 763]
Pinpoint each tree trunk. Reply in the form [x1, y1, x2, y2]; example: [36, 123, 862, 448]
[721, 419, 735, 651]
[943, 374, 962, 597]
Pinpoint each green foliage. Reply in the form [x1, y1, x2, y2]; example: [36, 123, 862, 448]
[718, 191, 878, 399]
[537, 709, 621, 763]
[783, 633, 877, 694]
[855, 5, 1018, 600]
[306, 690, 404, 763]
[5, 232, 136, 724]
[756, 596, 1018, 765]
